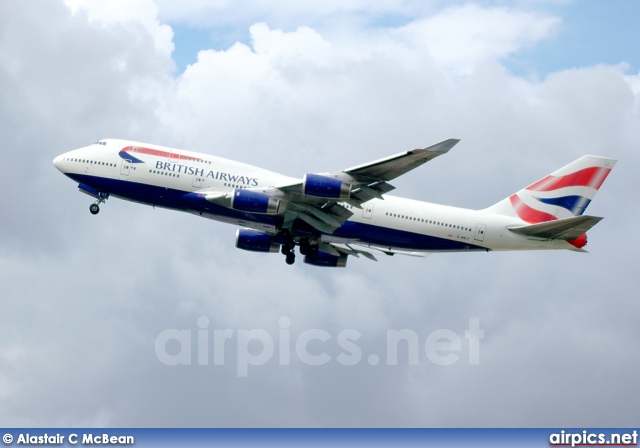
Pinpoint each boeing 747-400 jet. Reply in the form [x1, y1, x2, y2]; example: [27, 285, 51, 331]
[53, 139, 615, 267]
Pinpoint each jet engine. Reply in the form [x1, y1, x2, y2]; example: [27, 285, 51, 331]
[235, 229, 279, 253]
[231, 189, 281, 214]
[303, 174, 351, 199]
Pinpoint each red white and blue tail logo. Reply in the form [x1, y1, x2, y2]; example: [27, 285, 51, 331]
[486, 155, 616, 249]
[508, 156, 615, 224]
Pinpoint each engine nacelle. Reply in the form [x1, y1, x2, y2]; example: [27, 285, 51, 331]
[303, 174, 351, 199]
[235, 229, 279, 253]
[304, 251, 348, 267]
[231, 189, 281, 214]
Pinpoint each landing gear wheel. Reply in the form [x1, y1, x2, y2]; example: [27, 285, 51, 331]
[281, 242, 295, 256]
[281, 245, 292, 255]
[299, 237, 319, 256]
[277, 229, 296, 264]
[89, 203, 100, 215]
[285, 252, 295, 265]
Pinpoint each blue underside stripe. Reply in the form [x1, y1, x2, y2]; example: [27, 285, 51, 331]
[68, 174, 486, 252]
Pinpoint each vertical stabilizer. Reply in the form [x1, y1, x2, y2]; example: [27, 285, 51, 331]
[484, 155, 616, 223]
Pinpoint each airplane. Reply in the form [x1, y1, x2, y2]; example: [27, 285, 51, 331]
[53, 138, 616, 267]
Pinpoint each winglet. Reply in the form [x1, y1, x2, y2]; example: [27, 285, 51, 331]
[421, 138, 460, 154]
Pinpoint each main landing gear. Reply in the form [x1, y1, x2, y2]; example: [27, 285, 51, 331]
[284, 251, 295, 265]
[277, 231, 320, 265]
[299, 237, 319, 262]
[277, 230, 297, 265]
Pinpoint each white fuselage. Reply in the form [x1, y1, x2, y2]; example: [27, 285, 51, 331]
[53, 139, 576, 253]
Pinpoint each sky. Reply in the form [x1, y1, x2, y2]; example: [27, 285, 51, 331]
[1, 0, 639, 428]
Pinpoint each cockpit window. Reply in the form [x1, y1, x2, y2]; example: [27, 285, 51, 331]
[94, 140, 107, 146]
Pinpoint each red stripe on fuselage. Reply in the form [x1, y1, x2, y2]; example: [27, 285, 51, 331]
[122, 146, 202, 162]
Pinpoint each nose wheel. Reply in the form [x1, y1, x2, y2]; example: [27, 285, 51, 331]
[88, 192, 109, 215]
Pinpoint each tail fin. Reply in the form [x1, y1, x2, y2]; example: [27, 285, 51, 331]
[485, 155, 616, 222]
[485, 155, 616, 248]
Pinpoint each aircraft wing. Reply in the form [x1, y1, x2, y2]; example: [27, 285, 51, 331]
[342, 138, 460, 182]
[207, 139, 459, 234]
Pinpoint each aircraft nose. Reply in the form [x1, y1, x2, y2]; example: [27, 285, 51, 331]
[53, 154, 65, 172]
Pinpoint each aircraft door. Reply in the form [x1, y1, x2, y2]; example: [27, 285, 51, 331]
[362, 203, 374, 219]
[474, 223, 486, 242]
[120, 159, 130, 177]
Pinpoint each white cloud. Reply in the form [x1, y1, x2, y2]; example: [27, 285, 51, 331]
[64, 0, 175, 57]
[397, 4, 561, 76]
[623, 68, 640, 112]
[153, 0, 424, 28]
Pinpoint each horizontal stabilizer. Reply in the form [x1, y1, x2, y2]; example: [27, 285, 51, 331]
[508, 215, 603, 240]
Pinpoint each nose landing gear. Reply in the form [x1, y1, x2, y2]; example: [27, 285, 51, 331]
[88, 192, 109, 215]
